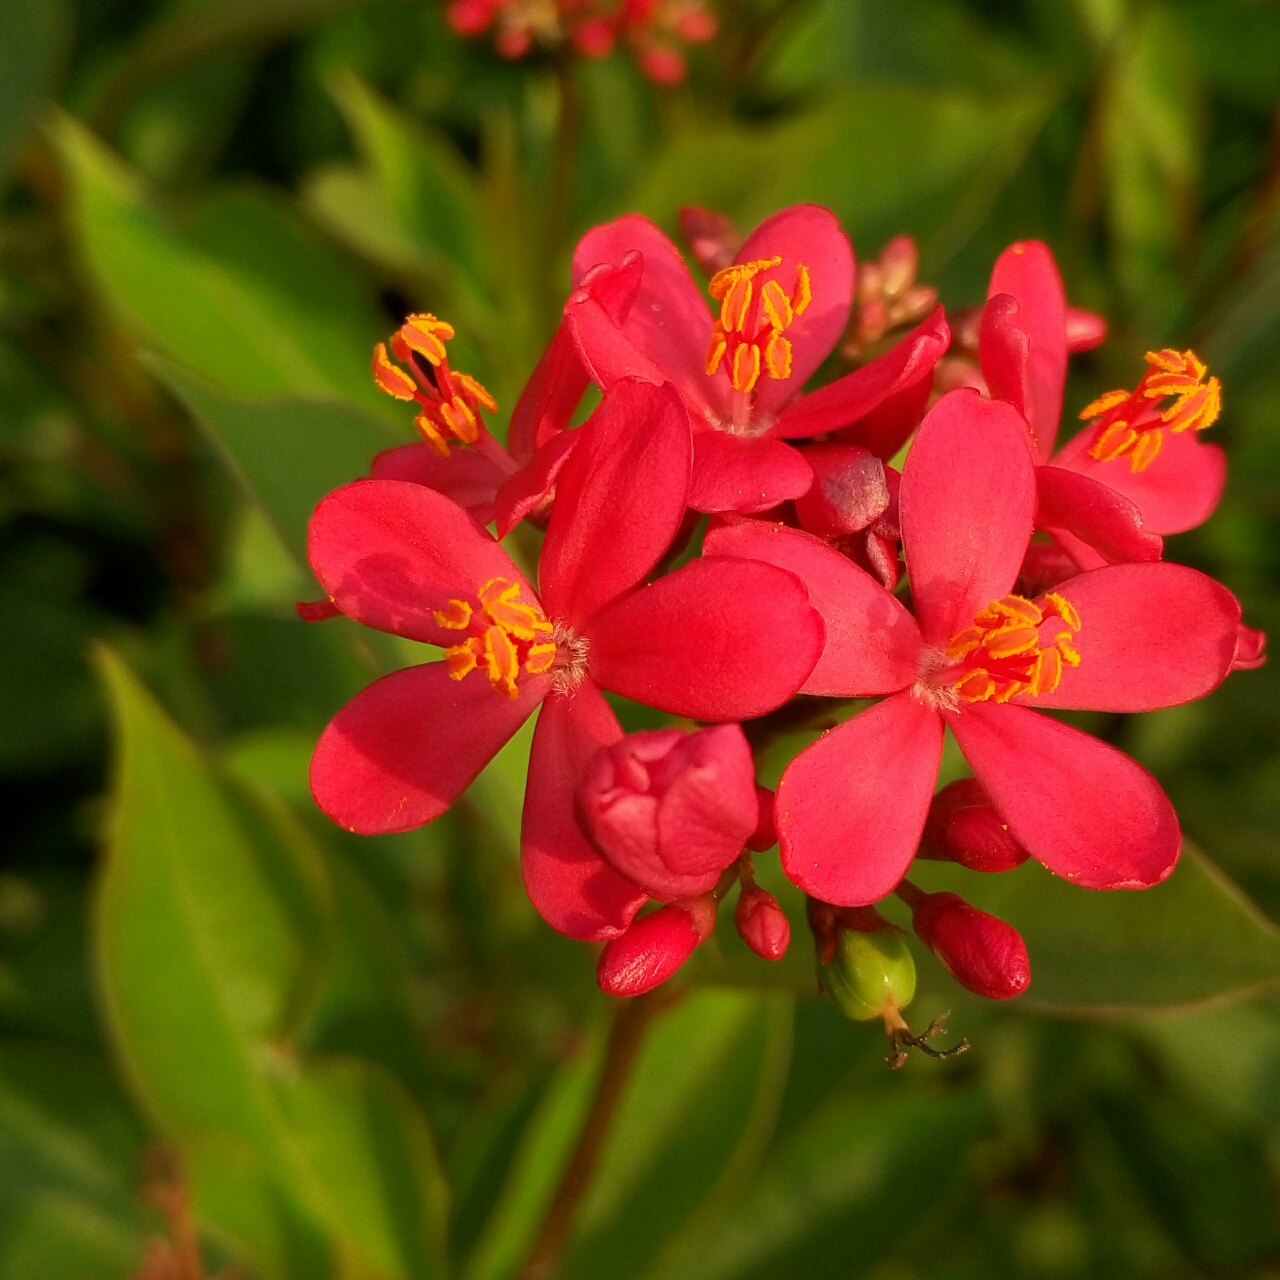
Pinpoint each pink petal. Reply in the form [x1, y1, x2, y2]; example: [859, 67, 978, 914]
[1035, 464, 1163, 564]
[703, 520, 921, 696]
[493, 429, 580, 538]
[900, 390, 1038, 647]
[1066, 306, 1107, 353]
[509, 254, 644, 460]
[1052, 427, 1226, 535]
[946, 702, 1179, 889]
[777, 692, 943, 906]
[986, 241, 1067, 459]
[307, 479, 531, 646]
[735, 205, 855, 419]
[370, 443, 511, 526]
[572, 215, 716, 418]
[772, 306, 949, 450]
[688, 431, 813, 514]
[585, 556, 823, 720]
[311, 662, 544, 834]
[978, 293, 1033, 436]
[1026, 562, 1241, 712]
[521, 682, 649, 941]
[538, 379, 693, 627]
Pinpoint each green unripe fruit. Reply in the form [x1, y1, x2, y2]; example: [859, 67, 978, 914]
[821, 928, 917, 1023]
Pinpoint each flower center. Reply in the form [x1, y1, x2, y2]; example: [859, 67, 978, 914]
[922, 592, 1082, 707]
[1079, 348, 1220, 473]
[373, 312, 498, 457]
[435, 577, 556, 699]
[705, 257, 810, 430]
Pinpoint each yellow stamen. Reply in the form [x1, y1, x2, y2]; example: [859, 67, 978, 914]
[373, 343, 418, 400]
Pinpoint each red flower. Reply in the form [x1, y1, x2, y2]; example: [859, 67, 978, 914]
[306, 378, 823, 938]
[977, 241, 1226, 569]
[559, 206, 949, 514]
[705, 389, 1246, 906]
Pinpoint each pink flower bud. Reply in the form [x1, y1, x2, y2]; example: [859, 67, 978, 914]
[678, 206, 742, 276]
[597, 897, 717, 997]
[794, 444, 890, 539]
[910, 891, 1030, 1000]
[1232, 623, 1267, 671]
[922, 778, 1028, 873]
[746, 785, 777, 852]
[573, 17, 617, 57]
[878, 235, 918, 298]
[577, 724, 758, 899]
[1065, 306, 1107, 353]
[735, 887, 790, 960]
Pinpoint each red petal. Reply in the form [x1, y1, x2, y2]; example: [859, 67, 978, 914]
[947, 703, 1179, 889]
[777, 693, 943, 906]
[986, 241, 1067, 459]
[509, 254, 644, 461]
[311, 662, 544, 834]
[538, 379, 693, 626]
[308, 479, 531, 646]
[703, 520, 921, 696]
[493, 429, 580, 538]
[734, 205, 855, 419]
[521, 682, 649, 940]
[572, 215, 716, 418]
[688, 432, 813, 514]
[1027, 562, 1241, 712]
[370, 443, 511, 526]
[900, 390, 1038, 647]
[1035, 464, 1163, 564]
[586, 556, 823, 720]
[1052, 427, 1226, 535]
[1066, 306, 1107, 353]
[978, 293, 1033, 436]
[773, 307, 949, 451]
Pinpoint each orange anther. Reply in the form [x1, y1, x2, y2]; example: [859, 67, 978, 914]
[434, 599, 473, 630]
[454, 372, 498, 412]
[482, 625, 521, 699]
[705, 258, 807, 402]
[373, 343, 418, 400]
[398, 313, 455, 365]
[730, 342, 762, 394]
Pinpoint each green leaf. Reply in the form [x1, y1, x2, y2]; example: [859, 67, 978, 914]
[630, 83, 1055, 267]
[0, 0, 68, 183]
[52, 115, 391, 412]
[273, 1057, 450, 1280]
[641, 1089, 988, 1280]
[149, 357, 403, 567]
[912, 843, 1280, 1013]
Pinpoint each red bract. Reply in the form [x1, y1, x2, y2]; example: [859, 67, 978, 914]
[560, 206, 949, 514]
[706, 389, 1246, 906]
[977, 241, 1226, 569]
[576, 724, 759, 899]
[306, 378, 823, 939]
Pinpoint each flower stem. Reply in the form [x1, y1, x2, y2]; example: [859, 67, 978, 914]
[517, 989, 673, 1280]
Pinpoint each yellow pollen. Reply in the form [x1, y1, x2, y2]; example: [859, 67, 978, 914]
[372, 313, 499, 455]
[438, 577, 556, 698]
[944, 592, 1083, 704]
[1081, 348, 1220, 473]
[704, 258, 811, 395]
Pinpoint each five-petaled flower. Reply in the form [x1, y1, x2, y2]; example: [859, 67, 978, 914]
[305, 378, 823, 939]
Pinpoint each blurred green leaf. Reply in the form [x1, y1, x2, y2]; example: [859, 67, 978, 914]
[0, 0, 68, 182]
[273, 1056, 449, 1280]
[642, 1088, 987, 1280]
[914, 843, 1280, 1013]
[52, 115, 391, 411]
[630, 83, 1055, 266]
[150, 357, 402, 567]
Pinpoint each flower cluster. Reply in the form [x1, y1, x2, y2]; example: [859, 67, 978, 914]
[446, 0, 716, 82]
[301, 204, 1263, 1050]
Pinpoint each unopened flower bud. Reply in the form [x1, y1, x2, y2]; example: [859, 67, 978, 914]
[597, 897, 717, 997]
[821, 927, 917, 1023]
[910, 891, 1030, 1001]
[794, 444, 890, 539]
[577, 725, 759, 899]
[878, 235, 918, 298]
[735, 887, 790, 961]
[922, 778, 1028, 873]
[678, 206, 742, 275]
[1232, 623, 1267, 671]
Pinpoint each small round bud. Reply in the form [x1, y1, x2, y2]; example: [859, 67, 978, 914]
[821, 928, 916, 1023]
[735, 887, 790, 961]
[922, 778, 1028, 873]
[597, 897, 717, 998]
[577, 725, 758, 900]
[794, 444, 890, 539]
[911, 891, 1030, 1000]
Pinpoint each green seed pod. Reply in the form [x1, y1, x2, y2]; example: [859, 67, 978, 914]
[821, 927, 917, 1023]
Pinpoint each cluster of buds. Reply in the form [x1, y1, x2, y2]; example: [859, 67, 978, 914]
[445, 0, 716, 82]
[301, 200, 1263, 1057]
